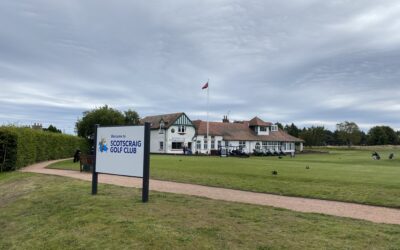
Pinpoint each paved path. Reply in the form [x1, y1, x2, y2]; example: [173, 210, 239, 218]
[21, 159, 400, 225]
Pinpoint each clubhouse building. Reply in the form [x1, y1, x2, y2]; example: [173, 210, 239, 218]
[140, 112, 304, 154]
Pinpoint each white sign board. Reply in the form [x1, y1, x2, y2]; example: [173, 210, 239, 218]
[96, 126, 145, 177]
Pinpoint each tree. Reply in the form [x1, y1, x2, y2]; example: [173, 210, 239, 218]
[359, 131, 368, 145]
[275, 122, 284, 130]
[299, 126, 326, 147]
[284, 123, 300, 137]
[76, 105, 126, 140]
[367, 126, 397, 145]
[381, 126, 398, 145]
[323, 129, 335, 145]
[124, 109, 140, 125]
[397, 131, 400, 144]
[43, 125, 62, 133]
[335, 121, 361, 147]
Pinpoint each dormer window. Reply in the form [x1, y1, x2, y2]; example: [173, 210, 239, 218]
[271, 125, 278, 132]
[260, 126, 267, 132]
[159, 121, 165, 134]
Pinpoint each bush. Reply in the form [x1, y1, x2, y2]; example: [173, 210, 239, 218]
[0, 126, 89, 172]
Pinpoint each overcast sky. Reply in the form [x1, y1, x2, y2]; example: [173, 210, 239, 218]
[1, 0, 400, 134]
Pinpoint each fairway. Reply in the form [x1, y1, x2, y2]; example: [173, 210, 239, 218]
[48, 149, 400, 208]
[1, 172, 400, 249]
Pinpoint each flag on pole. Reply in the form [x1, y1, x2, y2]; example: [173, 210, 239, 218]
[202, 81, 209, 89]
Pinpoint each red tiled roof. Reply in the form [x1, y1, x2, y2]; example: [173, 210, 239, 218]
[140, 112, 184, 129]
[249, 116, 272, 126]
[193, 120, 304, 142]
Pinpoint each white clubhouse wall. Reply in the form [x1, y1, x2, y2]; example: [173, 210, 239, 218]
[150, 125, 196, 154]
[166, 125, 196, 153]
[150, 130, 166, 153]
[192, 135, 298, 154]
[150, 126, 302, 154]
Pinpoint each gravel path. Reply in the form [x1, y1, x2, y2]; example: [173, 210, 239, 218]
[21, 159, 400, 225]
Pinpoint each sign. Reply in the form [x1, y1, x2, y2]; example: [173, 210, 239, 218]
[96, 126, 145, 177]
[92, 123, 150, 202]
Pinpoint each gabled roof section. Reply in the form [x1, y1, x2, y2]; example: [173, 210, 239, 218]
[193, 120, 304, 142]
[173, 113, 193, 126]
[140, 112, 193, 130]
[249, 116, 272, 127]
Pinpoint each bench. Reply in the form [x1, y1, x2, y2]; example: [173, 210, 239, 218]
[80, 154, 94, 172]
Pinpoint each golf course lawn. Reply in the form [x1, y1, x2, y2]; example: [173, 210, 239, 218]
[48, 149, 400, 208]
[1, 172, 400, 249]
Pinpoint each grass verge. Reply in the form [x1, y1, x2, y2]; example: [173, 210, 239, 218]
[1, 172, 400, 249]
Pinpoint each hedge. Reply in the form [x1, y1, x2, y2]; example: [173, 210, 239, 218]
[0, 126, 89, 172]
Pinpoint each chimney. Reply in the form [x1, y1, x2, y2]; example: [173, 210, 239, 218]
[222, 115, 229, 123]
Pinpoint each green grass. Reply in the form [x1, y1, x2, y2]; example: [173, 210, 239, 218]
[48, 149, 400, 208]
[1, 172, 400, 249]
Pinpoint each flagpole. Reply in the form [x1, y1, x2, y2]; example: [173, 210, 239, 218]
[206, 79, 209, 154]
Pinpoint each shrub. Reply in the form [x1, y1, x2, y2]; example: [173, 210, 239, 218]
[0, 126, 89, 172]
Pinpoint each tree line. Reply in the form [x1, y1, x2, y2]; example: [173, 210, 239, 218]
[278, 121, 400, 147]
[73, 105, 399, 147]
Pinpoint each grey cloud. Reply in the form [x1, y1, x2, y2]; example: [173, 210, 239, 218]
[0, 0, 399, 133]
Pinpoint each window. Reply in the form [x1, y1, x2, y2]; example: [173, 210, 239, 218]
[204, 139, 208, 150]
[239, 141, 246, 149]
[225, 141, 229, 147]
[159, 142, 164, 150]
[260, 126, 267, 132]
[178, 126, 186, 133]
[262, 141, 268, 149]
[217, 141, 221, 149]
[211, 136, 215, 149]
[255, 142, 261, 150]
[172, 142, 183, 150]
[159, 121, 164, 134]
[196, 140, 201, 150]
[271, 125, 278, 132]
[171, 128, 175, 133]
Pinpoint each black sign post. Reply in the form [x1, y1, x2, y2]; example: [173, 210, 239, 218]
[91, 123, 151, 203]
[92, 124, 99, 195]
[142, 122, 150, 202]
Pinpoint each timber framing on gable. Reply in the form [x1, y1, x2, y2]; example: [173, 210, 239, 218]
[172, 113, 194, 127]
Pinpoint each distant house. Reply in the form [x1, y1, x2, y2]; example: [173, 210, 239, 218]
[141, 112, 304, 154]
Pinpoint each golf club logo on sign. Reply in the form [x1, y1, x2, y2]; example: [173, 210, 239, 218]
[98, 138, 108, 152]
[98, 136, 142, 154]
[96, 126, 145, 177]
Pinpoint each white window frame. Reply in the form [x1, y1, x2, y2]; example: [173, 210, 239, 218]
[271, 125, 278, 132]
[159, 141, 164, 150]
[211, 136, 215, 149]
[158, 121, 165, 134]
[172, 142, 183, 150]
[262, 141, 268, 149]
[178, 125, 186, 133]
